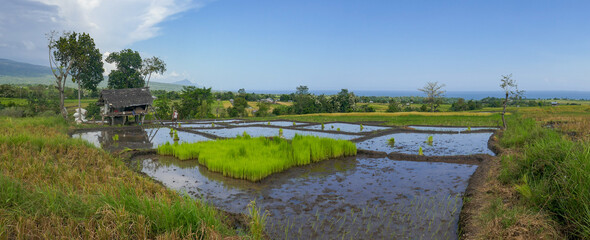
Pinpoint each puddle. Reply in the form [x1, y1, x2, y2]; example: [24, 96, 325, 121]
[227, 121, 305, 127]
[72, 127, 211, 151]
[356, 132, 495, 156]
[408, 126, 498, 132]
[138, 155, 477, 239]
[180, 123, 219, 128]
[194, 126, 358, 140]
[299, 122, 391, 133]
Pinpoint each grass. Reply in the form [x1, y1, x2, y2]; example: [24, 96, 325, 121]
[0, 116, 240, 239]
[497, 115, 590, 238]
[252, 111, 503, 127]
[157, 134, 357, 181]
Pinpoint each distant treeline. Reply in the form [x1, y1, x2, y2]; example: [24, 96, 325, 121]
[0, 84, 572, 119]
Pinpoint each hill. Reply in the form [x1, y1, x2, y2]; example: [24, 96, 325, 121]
[0, 58, 52, 77]
[0, 59, 185, 91]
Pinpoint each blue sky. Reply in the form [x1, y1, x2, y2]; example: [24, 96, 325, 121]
[2, 0, 590, 91]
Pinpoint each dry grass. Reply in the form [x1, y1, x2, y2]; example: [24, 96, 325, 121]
[517, 105, 590, 141]
[0, 117, 241, 239]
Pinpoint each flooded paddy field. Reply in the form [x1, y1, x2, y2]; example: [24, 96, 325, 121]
[225, 120, 309, 127]
[194, 126, 359, 140]
[72, 120, 496, 239]
[356, 132, 495, 156]
[408, 125, 499, 133]
[299, 122, 392, 133]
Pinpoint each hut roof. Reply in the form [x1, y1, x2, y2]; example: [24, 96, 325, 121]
[98, 88, 154, 108]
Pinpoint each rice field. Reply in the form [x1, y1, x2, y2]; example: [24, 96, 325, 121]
[157, 134, 357, 181]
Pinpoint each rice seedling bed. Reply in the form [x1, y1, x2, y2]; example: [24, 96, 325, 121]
[156, 135, 357, 181]
[299, 122, 391, 133]
[408, 125, 499, 133]
[356, 132, 495, 156]
[194, 126, 358, 140]
[137, 156, 477, 239]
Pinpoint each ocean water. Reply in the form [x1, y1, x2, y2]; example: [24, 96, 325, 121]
[250, 90, 590, 100]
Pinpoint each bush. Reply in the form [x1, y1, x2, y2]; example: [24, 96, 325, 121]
[0, 107, 25, 117]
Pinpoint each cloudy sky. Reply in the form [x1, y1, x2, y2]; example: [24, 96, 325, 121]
[1, 0, 590, 91]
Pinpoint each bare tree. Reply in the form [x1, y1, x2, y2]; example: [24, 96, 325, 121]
[500, 74, 524, 129]
[418, 82, 446, 112]
[141, 56, 166, 87]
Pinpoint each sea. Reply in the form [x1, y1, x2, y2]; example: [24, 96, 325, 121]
[249, 90, 590, 100]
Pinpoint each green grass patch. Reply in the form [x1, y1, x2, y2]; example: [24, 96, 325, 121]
[499, 115, 590, 238]
[157, 135, 357, 181]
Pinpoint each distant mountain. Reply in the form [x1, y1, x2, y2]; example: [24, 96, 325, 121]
[171, 79, 200, 87]
[0, 58, 52, 77]
[0, 59, 186, 91]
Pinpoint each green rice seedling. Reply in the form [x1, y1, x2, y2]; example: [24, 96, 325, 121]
[268, 121, 271, 125]
[388, 137, 395, 147]
[211, 123, 215, 127]
[419, 146, 423, 156]
[467, 126, 471, 131]
[331, 125, 334, 129]
[337, 128, 341, 131]
[426, 136, 433, 146]
[112, 134, 119, 141]
[279, 128, 283, 138]
[178, 123, 181, 128]
[321, 123, 325, 130]
[169, 127, 174, 134]
[156, 135, 357, 181]
[173, 131, 179, 142]
[360, 124, 364, 131]
[293, 122, 296, 126]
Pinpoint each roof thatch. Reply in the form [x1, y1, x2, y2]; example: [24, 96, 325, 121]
[97, 88, 154, 108]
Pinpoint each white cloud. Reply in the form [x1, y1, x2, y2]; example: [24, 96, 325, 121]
[0, 0, 205, 65]
[35, 0, 200, 51]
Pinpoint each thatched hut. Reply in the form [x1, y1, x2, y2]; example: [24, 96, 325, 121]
[97, 87, 154, 125]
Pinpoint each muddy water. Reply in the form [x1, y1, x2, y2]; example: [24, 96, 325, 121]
[195, 126, 359, 140]
[356, 132, 495, 156]
[299, 122, 391, 133]
[72, 127, 211, 151]
[408, 125, 499, 132]
[227, 121, 306, 127]
[138, 155, 477, 239]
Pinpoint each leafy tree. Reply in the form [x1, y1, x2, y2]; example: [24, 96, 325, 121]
[500, 74, 524, 129]
[386, 100, 401, 112]
[418, 81, 446, 112]
[153, 97, 171, 119]
[238, 88, 246, 95]
[179, 86, 214, 119]
[296, 85, 309, 95]
[451, 98, 468, 111]
[70, 33, 104, 121]
[48, 31, 104, 119]
[335, 89, 355, 112]
[106, 49, 143, 89]
[230, 96, 249, 117]
[141, 56, 166, 87]
[255, 102, 270, 117]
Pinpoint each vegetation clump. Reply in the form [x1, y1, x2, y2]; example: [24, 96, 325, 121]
[388, 137, 395, 147]
[419, 146, 423, 156]
[157, 135, 357, 181]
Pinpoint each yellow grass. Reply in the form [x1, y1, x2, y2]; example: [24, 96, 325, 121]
[287, 111, 499, 117]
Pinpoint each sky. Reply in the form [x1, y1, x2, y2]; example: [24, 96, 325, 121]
[1, 0, 590, 91]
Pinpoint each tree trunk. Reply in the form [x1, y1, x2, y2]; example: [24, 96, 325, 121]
[502, 92, 508, 129]
[60, 78, 67, 119]
[77, 80, 82, 123]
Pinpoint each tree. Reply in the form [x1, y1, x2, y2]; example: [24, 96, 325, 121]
[153, 97, 171, 119]
[106, 49, 143, 89]
[418, 82, 446, 112]
[386, 100, 401, 112]
[48, 31, 103, 119]
[255, 102, 270, 117]
[70, 33, 104, 122]
[179, 86, 214, 119]
[500, 74, 524, 129]
[335, 89, 355, 112]
[141, 56, 166, 87]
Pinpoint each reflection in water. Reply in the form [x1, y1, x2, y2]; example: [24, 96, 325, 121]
[139, 155, 477, 239]
[357, 132, 495, 156]
[72, 127, 212, 151]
